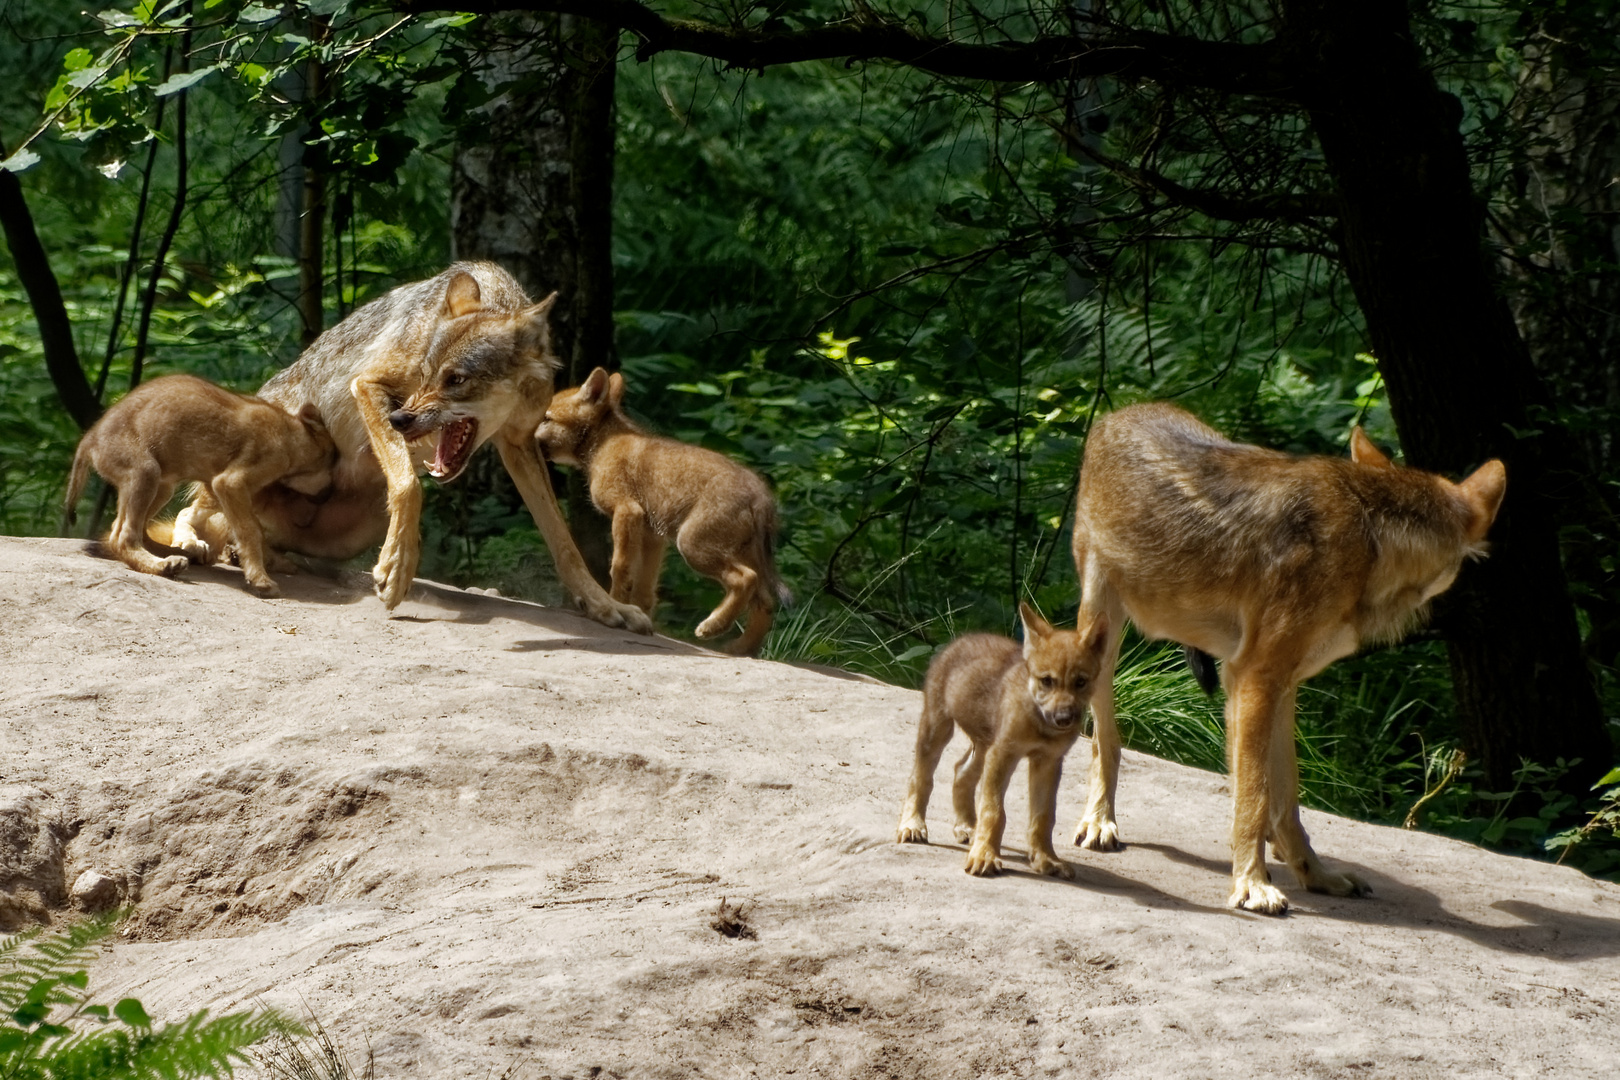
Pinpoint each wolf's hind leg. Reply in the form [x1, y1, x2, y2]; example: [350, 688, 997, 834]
[1265, 683, 1370, 899]
[898, 698, 956, 844]
[951, 744, 984, 843]
[213, 472, 280, 597]
[172, 486, 230, 564]
[692, 561, 757, 639]
[107, 467, 187, 577]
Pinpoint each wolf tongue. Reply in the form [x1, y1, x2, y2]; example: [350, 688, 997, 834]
[432, 425, 458, 477]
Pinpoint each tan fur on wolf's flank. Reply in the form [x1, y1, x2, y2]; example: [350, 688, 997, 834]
[897, 603, 1109, 879]
[63, 374, 336, 596]
[166, 262, 651, 631]
[536, 367, 790, 656]
[1071, 402, 1507, 915]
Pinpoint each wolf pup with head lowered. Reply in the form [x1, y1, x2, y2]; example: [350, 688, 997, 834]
[166, 263, 649, 631]
[897, 603, 1109, 878]
[1071, 403, 1506, 914]
[536, 367, 790, 656]
[64, 374, 336, 596]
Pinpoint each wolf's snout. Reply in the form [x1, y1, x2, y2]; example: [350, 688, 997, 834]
[1048, 707, 1078, 728]
[388, 409, 416, 432]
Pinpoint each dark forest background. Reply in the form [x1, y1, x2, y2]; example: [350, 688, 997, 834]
[2, 0, 1617, 873]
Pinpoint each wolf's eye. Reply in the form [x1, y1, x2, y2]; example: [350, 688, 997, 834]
[1039, 676, 1055, 689]
[446, 372, 467, 388]
[1072, 676, 1090, 690]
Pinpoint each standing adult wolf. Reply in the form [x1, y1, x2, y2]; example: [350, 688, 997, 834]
[1071, 403, 1505, 915]
[170, 261, 651, 631]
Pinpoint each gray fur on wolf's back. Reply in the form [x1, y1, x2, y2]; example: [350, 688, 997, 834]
[257, 261, 532, 462]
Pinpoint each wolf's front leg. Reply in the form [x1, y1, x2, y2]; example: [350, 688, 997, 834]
[1226, 667, 1290, 915]
[496, 435, 652, 634]
[965, 748, 1017, 876]
[1026, 753, 1074, 879]
[1073, 679, 1123, 851]
[353, 378, 423, 609]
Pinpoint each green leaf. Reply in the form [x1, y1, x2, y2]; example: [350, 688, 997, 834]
[113, 997, 151, 1028]
[308, 0, 349, 13]
[62, 47, 95, 71]
[153, 64, 224, 96]
[425, 13, 476, 28]
[1, 148, 41, 173]
[237, 2, 279, 24]
[894, 644, 934, 663]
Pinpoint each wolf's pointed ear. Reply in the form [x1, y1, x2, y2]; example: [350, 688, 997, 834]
[296, 402, 326, 430]
[444, 271, 483, 318]
[1080, 614, 1110, 656]
[1350, 427, 1393, 469]
[1458, 458, 1507, 540]
[514, 294, 557, 360]
[607, 371, 626, 408]
[580, 367, 611, 404]
[1019, 601, 1053, 653]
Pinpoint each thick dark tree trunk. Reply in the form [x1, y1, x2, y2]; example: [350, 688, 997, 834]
[451, 14, 619, 585]
[0, 145, 98, 431]
[1287, 0, 1611, 789]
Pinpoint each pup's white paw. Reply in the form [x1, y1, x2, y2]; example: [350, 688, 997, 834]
[896, 819, 928, 844]
[177, 539, 212, 564]
[964, 847, 1002, 876]
[952, 821, 975, 844]
[694, 615, 730, 639]
[1074, 815, 1121, 852]
[246, 577, 282, 599]
[1303, 867, 1372, 898]
[157, 555, 189, 578]
[1230, 877, 1290, 915]
[1030, 854, 1075, 880]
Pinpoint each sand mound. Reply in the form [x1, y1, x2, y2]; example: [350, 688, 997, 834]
[4, 536, 1618, 1078]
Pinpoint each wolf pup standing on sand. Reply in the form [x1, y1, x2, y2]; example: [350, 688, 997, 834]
[167, 262, 650, 631]
[535, 367, 790, 656]
[897, 603, 1109, 879]
[64, 374, 336, 596]
[1070, 403, 1506, 914]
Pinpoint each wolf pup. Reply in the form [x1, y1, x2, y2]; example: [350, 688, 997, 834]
[166, 262, 650, 631]
[1070, 403, 1506, 914]
[897, 603, 1109, 879]
[64, 374, 336, 596]
[535, 367, 790, 656]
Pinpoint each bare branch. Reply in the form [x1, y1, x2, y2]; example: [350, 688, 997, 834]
[391, 0, 1302, 98]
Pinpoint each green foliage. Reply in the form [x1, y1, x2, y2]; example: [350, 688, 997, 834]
[0, 914, 294, 1079]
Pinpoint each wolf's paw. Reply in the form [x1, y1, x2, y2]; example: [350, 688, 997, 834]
[1074, 816, 1121, 852]
[1229, 877, 1290, 915]
[1030, 854, 1075, 880]
[177, 538, 212, 564]
[896, 819, 928, 844]
[694, 615, 732, 639]
[246, 576, 282, 599]
[952, 821, 975, 844]
[964, 847, 1002, 876]
[267, 550, 300, 574]
[580, 595, 652, 634]
[372, 545, 416, 610]
[157, 555, 189, 578]
[1303, 867, 1371, 898]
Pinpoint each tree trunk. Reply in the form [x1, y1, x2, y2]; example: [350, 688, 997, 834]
[295, 18, 331, 347]
[1495, 29, 1620, 674]
[451, 14, 619, 585]
[0, 141, 98, 431]
[1287, 0, 1612, 789]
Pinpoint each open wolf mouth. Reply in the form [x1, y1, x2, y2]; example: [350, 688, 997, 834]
[427, 417, 478, 481]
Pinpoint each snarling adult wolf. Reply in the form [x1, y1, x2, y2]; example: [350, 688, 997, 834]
[170, 262, 651, 631]
[1071, 403, 1506, 914]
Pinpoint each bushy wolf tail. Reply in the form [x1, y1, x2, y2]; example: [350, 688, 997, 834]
[759, 503, 794, 609]
[62, 438, 93, 529]
[1184, 646, 1219, 695]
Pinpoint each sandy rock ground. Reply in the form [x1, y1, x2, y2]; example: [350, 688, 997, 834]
[3, 535, 1619, 1079]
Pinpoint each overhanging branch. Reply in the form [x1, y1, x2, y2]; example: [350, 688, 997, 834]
[392, 0, 1302, 98]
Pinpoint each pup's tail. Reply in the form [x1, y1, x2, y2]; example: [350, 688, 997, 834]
[1184, 646, 1219, 696]
[758, 503, 794, 609]
[62, 438, 92, 530]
